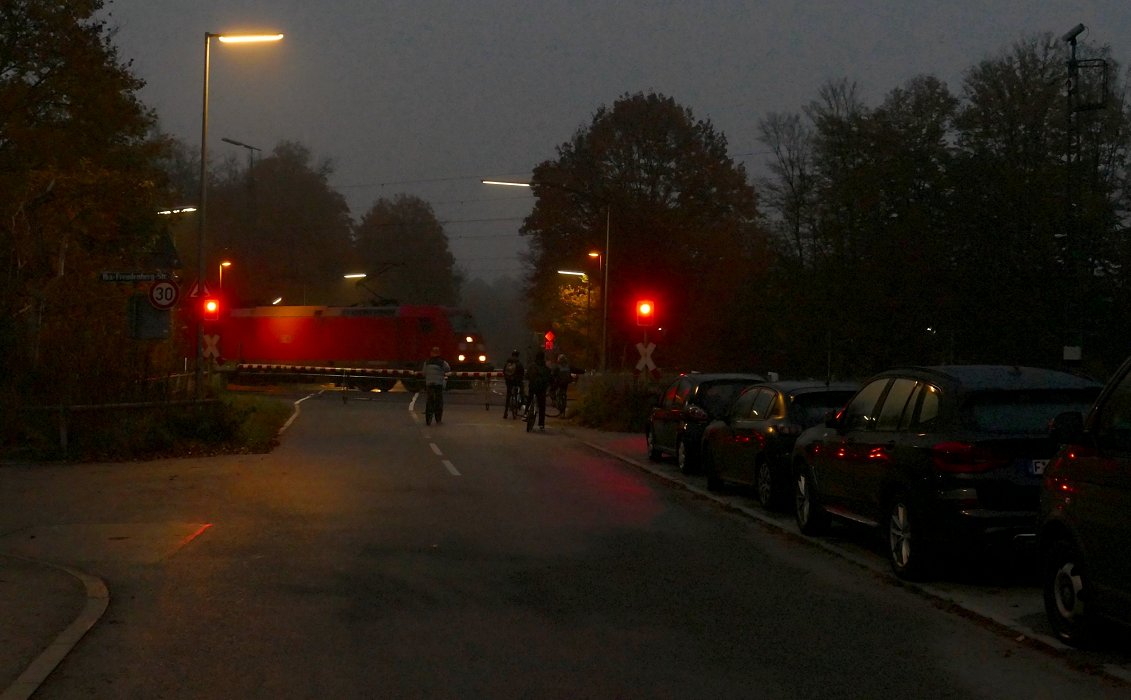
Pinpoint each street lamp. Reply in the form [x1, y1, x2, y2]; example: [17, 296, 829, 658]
[218, 260, 232, 290]
[558, 270, 593, 368]
[482, 178, 611, 372]
[195, 30, 283, 398]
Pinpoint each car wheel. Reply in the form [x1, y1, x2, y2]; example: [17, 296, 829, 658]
[1043, 536, 1097, 647]
[755, 460, 774, 509]
[646, 428, 661, 461]
[887, 494, 931, 581]
[677, 439, 695, 474]
[794, 463, 829, 535]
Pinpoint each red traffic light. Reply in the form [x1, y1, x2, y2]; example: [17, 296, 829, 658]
[202, 297, 220, 321]
[636, 299, 655, 326]
[544, 330, 555, 351]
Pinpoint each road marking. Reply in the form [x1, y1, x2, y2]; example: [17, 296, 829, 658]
[408, 393, 418, 412]
[280, 394, 314, 434]
[442, 460, 460, 476]
[430, 443, 442, 456]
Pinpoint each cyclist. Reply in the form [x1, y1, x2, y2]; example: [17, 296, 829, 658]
[501, 349, 525, 419]
[525, 349, 551, 432]
[422, 346, 450, 426]
[550, 354, 572, 412]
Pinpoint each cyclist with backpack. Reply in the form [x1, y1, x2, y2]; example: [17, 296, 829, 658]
[501, 349, 525, 419]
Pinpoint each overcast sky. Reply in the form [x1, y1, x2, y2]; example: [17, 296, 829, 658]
[103, 1, 1131, 282]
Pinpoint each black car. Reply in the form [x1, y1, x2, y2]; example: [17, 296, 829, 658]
[701, 380, 859, 509]
[647, 373, 764, 473]
[1039, 356, 1131, 647]
[791, 365, 1102, 580]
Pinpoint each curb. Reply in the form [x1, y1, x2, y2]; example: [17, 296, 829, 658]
[0, 558, 109, 700]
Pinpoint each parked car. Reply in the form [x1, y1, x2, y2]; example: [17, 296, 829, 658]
[702, 380, 859, 509]
[647, 373, 764, 473]
[1039, 356, 1131, 647]
[791, 365, 1102, 580]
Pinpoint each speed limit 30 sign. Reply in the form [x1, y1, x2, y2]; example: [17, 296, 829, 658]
[149, 280, 179, 310]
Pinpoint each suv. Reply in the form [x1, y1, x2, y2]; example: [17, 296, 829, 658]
[702, 380, 858, 509]
[791, 365, 1101, 580]
[1039, 356, 1131, 647]
[647, 373, 764, 473]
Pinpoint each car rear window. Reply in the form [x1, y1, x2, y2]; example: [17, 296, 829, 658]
[788, 391, 857, 428]
[698, 382, 751, 416]
[959, 389, 1100, 434]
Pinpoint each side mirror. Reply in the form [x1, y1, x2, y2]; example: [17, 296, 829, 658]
[1050, 411, 1085, 445]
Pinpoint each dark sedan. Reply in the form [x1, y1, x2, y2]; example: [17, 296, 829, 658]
[702, 381, 859, 509]
[647, 373, 764, 473]
[791, 365, 1102, 580]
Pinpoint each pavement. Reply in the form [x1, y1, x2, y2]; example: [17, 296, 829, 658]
[3, 421, 1130, 698]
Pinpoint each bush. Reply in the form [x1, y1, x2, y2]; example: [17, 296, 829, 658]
[572, 373, 663, 432]
[3, 392, 294, 462]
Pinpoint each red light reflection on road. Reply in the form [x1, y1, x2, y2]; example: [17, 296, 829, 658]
[179, 523, 213, 548]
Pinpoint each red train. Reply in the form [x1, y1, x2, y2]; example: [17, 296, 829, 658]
[206, 304, 491, 391]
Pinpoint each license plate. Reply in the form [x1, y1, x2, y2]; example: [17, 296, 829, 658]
[1031, 459, 1049, 475]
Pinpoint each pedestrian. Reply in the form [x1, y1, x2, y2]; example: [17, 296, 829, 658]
[422, 346, 450, 426]
[502, 349, 525, 418]
[525, 349, 551, 431]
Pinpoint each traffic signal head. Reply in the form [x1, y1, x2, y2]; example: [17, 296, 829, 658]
[202, 297, 220, 321]
[636, 299, 655, 326]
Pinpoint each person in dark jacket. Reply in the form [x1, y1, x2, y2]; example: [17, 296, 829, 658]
[502, 349, 525, 419]
[525, 349, 551, 431]
[422, 346, 450, 425]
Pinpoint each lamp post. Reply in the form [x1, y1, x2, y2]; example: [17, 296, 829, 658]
[482, 178, 611, 372]
[195, 31, 283, 398]
[558, 270, 592, 368]
[218, 260, 231, 290]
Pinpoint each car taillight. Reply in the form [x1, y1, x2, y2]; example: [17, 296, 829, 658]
[931, 441, 1008, 474]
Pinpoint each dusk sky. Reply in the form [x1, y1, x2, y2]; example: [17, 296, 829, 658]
[102, 1, 1131, 282]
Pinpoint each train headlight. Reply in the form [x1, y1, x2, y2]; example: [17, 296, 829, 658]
[458, 354, 467, 362]
[478, 354, 487, 363]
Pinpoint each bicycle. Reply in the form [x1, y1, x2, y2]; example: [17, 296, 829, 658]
[503, 381, 523, 419]
[546, 382, 567, 418]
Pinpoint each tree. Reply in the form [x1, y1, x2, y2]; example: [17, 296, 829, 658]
[207, 141, 353, 306]
[353, 194, 461, 306]
[0, 0, 170, 409]
[523, 92, 764, 371]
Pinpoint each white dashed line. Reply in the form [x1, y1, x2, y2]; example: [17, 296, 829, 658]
[430, 443, 442, 456]
[442, 460, 460, 476]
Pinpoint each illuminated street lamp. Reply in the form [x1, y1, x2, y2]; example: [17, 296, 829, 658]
[218, 260, 232, 290]
[558, 270, 593, 368]
[483, 178, 611, 372]
[194, 30, 283, 398]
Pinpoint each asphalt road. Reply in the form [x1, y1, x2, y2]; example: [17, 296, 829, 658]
[2, 388, 1129, 698]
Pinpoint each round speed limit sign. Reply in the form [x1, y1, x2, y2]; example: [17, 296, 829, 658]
[149, 280, 179, 310]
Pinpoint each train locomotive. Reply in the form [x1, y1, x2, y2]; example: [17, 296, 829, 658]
[205, 303, 491, 391]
